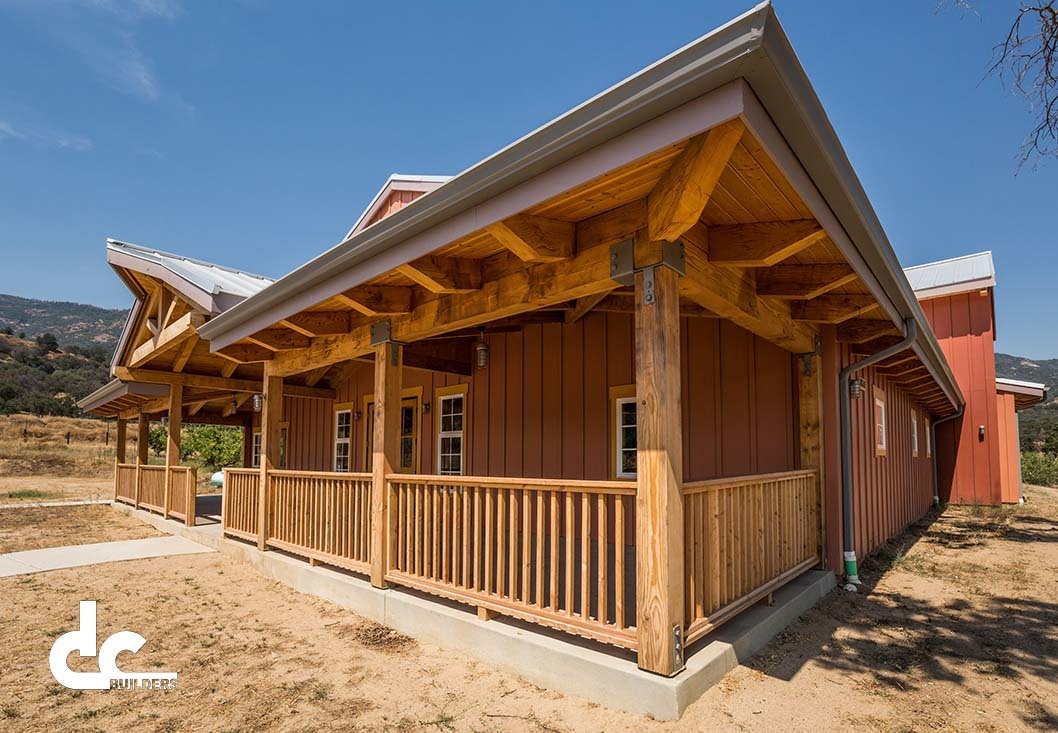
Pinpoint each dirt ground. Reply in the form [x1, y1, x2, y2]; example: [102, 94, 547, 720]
[0, 475, 113, 503]
[0, 505, 161, 553]
[1, 488, 1056, 732]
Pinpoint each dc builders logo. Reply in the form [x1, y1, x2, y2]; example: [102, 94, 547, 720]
[49, 601, 178, 690]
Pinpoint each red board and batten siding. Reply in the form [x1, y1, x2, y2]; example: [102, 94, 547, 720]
[277, 311, 797, 483]
[819, 328, 935, 571]
[919, 290, 1002, 505]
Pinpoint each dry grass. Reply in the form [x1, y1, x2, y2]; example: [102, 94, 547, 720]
[0, 505, 160, 553]
[0, 415, 125, 480]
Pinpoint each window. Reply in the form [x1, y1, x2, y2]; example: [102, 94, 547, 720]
[334, 405, 352, 472]
[251, 431, 261, 468]
[436, 384, 468, 475]
[911, 409, 919, 457]
[252, 426, 287, 469]
[873, 386, 887, 457]
[610, 385, 637, 479]
[925, 418, 932, 458]
[364, 386, 422, 472]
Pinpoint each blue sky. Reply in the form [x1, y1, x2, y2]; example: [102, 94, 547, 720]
[0, 1, 1054, 358]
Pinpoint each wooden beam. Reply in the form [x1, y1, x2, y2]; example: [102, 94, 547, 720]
[280, 311, 351, 338]
[216, 343, 275, 363]
[357, 348, 474, 377]
[128, 312, 204, 368]
[258, 365, 282, 550]
[798, 349, 825, 568]
[115, 419, 127, 465]
[137, 413, 150, 465]
[588, 293, 717, 318]
[335, 286, 413, 317]
[647, 119, 743, 242]
[246, 328, 312, 352]
[370, 342, 401, 587]
[564, 289, 615, 324]
[634, 264, 684, 676]
[680, 226, 816, 353]
[269, 240, 618, 377]
[220, 361, 239, 378]
[576, 199, 646, 251]
[113, 367, 335, 399]
[755, 264, 857, 300]
[188, 400, 208, 416]
[791, 294, 879, 324]
[708, 220, 827, 267]
[836, 318, 900, 344]
[486, 214, 574, 263]
[396, 256, 481, 294]
[223, 393, 251, 417]
[304, 365, 330, 387]
[171, 336, 198, 373]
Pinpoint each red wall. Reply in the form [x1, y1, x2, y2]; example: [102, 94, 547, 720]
[279, 312, 797, 482]
[919, 291, 1002, 505]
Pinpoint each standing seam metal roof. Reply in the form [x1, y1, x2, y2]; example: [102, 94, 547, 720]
[903, 251, 995, 296]
[107, 239, 274, 299]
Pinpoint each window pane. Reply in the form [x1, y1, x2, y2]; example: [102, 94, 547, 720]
[401, 437, 413, 468]
[401, 405, 414, 435]
[621, 449, 637, 474]
[621, 425, 636, 450]
[621, 401, 636, 427]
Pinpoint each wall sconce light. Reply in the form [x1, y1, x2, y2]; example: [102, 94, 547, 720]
[422, 401, 431, 414]
[231, 398, 239, 414]
[353, 409, 363, 422]
[160, 416, 169, 428]
[849, 378, 866, 400]
[252, 394, 264, 413]
[476, 329, 489, 369]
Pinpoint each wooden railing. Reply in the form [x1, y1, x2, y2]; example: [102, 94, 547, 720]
[138, 466, 167, 514]
[682, 469, 819, 645]
[166, 466, 197, 524]
[385, 475, 638, 649]
[115, 463, 137, 504]
[264, 470, 373, 574]
[222, 468, 259, 541]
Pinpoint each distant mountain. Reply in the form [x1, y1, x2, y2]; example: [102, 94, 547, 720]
[0, 332, 111, 415]
[995, 353, 1058, 450]
[0, 294, 128, 350]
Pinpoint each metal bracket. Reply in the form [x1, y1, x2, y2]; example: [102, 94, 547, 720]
[610, 239, 635, 287]
[799, 334, 822, 376]
[660, 240, 686, 276]
[370, 320, 392, 346]
[610, 238, 685, 298]
[672, 624, 685, 672]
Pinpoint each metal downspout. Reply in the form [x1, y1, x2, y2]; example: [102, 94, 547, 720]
[839, 318, 917, 591]
[930, 407, 964, 507]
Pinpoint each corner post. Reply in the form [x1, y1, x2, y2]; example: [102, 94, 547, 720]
[163, 384, 182, 519]
[135, 412, 148, 509]
[242, 418, 254, 469]
[114, 419, 127, 502]
[371, 339, 402, 588]
[258, 365, 283, 550]
[797, 335, 826, 567]
[634, 261, 685, 676]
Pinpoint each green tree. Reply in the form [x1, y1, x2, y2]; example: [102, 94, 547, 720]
[181, 425, 243, 473]
[147, 426, 167, 457]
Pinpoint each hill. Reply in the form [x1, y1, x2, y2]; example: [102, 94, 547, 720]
[0, 294, 128, 350]
[995, 353, 1058, 450]
[0, 332, 111, 416]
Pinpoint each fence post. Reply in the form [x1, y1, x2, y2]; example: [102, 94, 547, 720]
[185, 468, 196, 527]
[134, 463, 142, 509]
[258, 365, 284, 551]
[163, 384, 183, 520]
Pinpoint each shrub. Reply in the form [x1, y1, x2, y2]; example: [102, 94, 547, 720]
[1021, 451, 1058, 488]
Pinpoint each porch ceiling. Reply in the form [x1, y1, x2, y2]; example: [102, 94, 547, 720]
[203, 116, 953, 416]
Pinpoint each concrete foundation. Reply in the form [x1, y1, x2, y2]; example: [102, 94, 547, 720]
[113, 501, 836, 719]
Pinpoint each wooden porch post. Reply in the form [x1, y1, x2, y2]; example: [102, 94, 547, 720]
[797, 339, 826, 568]
[370, 340, 402, 588]
[634, 263, 685, 676]
[137, 413, 149, 465]
[115, 419, 127, 463]
[114, 418, 127, 502]
[258, 365, 283, 551]
[242, 418, 254, 469]
[163, 384, 183, 519]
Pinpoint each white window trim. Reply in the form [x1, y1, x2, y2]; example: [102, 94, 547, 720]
[334, 408, 352, 472]
[874, 390, 888, 456]
[251, 430, 261, 469]
[615, 396, 638, 480]
[925, 419, 932, 458]
[437, 392, 465, 476]
[911, 411, 919, 457]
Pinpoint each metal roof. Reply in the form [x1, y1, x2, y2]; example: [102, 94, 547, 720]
[196, 0, 963, 414]
[996, 377, 1048, 410]
[76, 378, 169, 416]
[345, 174, 453, 239]
[107, 239, 274, 303]
[904, 251, 996, 300]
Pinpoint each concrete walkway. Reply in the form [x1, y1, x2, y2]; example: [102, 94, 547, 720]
[0, 535, 214, 577]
